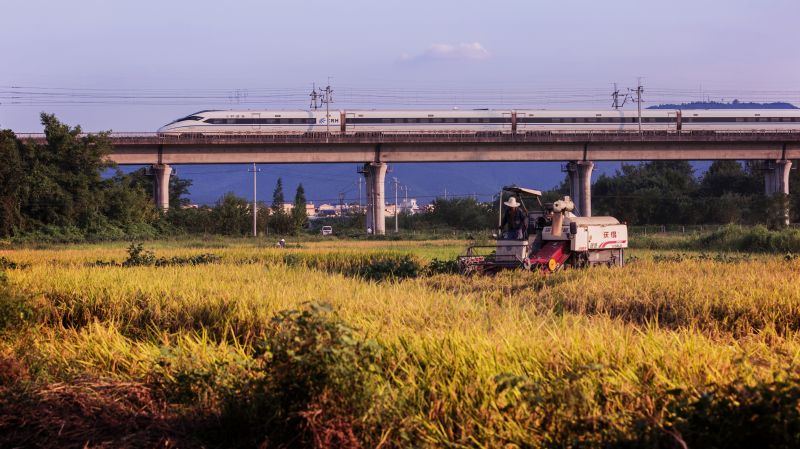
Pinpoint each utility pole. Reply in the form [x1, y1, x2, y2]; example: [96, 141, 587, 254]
[634, 78, 644, 136]
[249, 163, 261, 237]
[611, 83, 629, 109]
[309, 83, 321, 110]
[318, 81, 334, 134]
[357, 177, 363, 211]
[393, 177, 399, 233]
[444, 188, 448, 201]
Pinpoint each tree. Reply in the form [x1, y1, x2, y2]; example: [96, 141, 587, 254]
[425, 197, 493, 230]
[123, 168, 193, 209]
[211, 192, 251, 235]
[291, 183, 308, 233]
[699, 161, 760, 197]
[271, 178, 285, 212]
[0, 115, 187, 238]
[268, 177, 292, 234]
[0, 130, 24, 235]
[169, 176, 193, 208]
[593, 161, 698, 224]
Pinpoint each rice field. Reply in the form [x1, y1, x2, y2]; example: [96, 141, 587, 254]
[1, 239, 799, 448]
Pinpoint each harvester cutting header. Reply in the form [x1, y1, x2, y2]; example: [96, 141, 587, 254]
[458, 186, 628, 275]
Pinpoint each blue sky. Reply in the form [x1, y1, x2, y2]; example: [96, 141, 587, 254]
[1, 0, 798, 204]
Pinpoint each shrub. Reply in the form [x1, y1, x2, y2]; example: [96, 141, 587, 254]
[698, 224, 800, 252]
[92, 243, 221, 267]
[0, 272, 33, 331]
[221, 303, 383, 448]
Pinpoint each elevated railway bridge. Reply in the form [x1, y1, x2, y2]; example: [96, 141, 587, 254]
[19, 130, 800, 233]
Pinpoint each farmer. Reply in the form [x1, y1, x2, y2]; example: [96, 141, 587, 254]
[501, 197, 527, 240]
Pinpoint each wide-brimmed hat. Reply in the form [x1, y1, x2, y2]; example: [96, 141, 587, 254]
[504, 197, 521, 208]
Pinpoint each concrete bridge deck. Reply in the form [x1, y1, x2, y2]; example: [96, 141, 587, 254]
[18, 130, 800, 164]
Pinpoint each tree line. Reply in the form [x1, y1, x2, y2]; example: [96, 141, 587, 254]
[403, 160, 799, 231]
[0, 115, 310, 241]
[592, 160, 799, 227]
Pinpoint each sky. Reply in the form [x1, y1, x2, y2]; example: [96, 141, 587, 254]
[1, 0, 798, 204]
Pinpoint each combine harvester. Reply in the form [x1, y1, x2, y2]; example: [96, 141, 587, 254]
[458, 186, 628, 275]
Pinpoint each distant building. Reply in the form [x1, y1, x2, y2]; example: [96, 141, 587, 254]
[399, 198, 420, 215]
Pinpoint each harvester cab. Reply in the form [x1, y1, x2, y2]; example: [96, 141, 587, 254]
[457, 185, 628, 275]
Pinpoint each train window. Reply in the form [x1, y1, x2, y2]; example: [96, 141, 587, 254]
[419, 118, 430, 123]
[481, 118, 490, 123]
[770, 117, 780, 122]
[552, 118, 561, 123]
[736, 118, 744, 122]
[586, 118, 596, 123]
[382, 118, 392, 123]
[469, 118, 479, 123]
[432, 118, 443, 123]
[444, 118, 455, 123]
[406, 118, 417, 123]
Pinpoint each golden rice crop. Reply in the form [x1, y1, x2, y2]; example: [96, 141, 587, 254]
[2, 240, 799, 447]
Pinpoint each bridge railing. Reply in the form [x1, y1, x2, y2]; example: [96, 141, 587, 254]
[13, 129, 800, 144]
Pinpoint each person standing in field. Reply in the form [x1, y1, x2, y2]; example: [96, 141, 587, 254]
[501, 197, 527, 240]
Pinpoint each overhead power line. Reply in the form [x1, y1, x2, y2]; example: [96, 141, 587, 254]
[2, 84, 798, 108]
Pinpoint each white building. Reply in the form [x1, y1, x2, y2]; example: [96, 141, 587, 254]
[398, 198, 420, 215]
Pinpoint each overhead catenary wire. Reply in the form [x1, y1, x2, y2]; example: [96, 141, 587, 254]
[2, 84, 798, 108]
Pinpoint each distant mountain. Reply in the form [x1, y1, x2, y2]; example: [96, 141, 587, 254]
[648, 100, 798, 110]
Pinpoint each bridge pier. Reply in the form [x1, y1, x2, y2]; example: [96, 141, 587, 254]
[567, 161, 594, 216]
[362, 162, 387, 235]
[151, 164, 172, 211]
[764, 159, 792, 225]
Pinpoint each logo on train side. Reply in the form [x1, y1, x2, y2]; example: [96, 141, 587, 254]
[319, 118, 327, 125]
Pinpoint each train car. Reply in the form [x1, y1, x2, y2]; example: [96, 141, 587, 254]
[680, 109, 800, 131]
[341, 109, 508, 133]
[158, 110, 322, 135]
[514, 109, 678, 132]
[157, 108, 800, 136]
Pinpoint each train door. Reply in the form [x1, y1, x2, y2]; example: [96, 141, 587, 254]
[515, 112, 525, 132]
[346, 112, 356, 134]
[667, 112, 678, 132]
[250, 112, 261, 132]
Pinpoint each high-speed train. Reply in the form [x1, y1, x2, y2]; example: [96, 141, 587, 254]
[157, 109, 800, 136]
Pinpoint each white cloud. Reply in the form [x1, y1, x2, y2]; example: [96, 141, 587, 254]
[400, 42, 490, 63]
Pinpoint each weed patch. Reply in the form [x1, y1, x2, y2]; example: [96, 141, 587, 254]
[92, 243, 221, 268]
